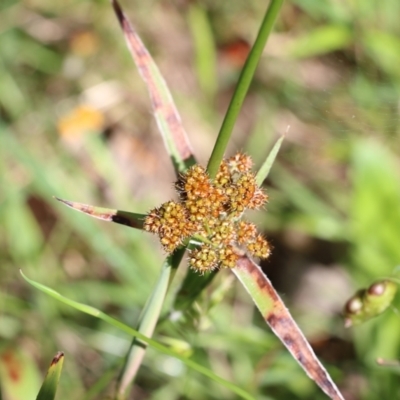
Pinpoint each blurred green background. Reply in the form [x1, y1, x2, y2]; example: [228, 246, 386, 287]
[1, 0, 400, 399]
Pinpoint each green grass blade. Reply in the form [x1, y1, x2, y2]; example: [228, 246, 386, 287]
[233, 256, 345, 400]
[20, 271, 255, 400]
[187, 4, 217, 100]
[289, 25, 353, 58]
[111, 0, 196, 173]
[36, 352, 64, 400]
[207, 0, 285, 179]
[116, 248, 184, 399]
[256, 134, 285, 186]
[55, 197, 145, 230]
[270, 164, 344, 240]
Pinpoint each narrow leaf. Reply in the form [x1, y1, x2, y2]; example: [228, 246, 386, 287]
[111, 0, 196, 173]
[233, 256, 345, 400]
[116, 248, 184, 397]
[55, 197, 144, 230]
[256, 134, 285, 186]
[187, 4, 217, 99]
[36, 352, 64, 400]
[20, 271, 255, 400]
[289, 25, 353, 59]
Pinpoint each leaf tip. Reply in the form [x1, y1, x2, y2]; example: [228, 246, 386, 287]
[51, 352, 64, 366]
[54, 197, 73, 208]
[284, 125, 290, 137]
[110, 0, 125, 28]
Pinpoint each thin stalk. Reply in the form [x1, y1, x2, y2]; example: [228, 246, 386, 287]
[207, 0, 285, 179]
[115, 248, 185, 399]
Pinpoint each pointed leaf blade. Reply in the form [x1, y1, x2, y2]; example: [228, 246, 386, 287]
[55, 197, 145, 229]
[256, 134, 285, 186]
[233, 256, 345, 400]
[111, 0, 196, 173]
[36, 352, 64, 400]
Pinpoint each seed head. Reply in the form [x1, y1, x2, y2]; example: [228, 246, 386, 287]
[219, 244, 240, 269]
[247, 234, 271, 259]
[189, 244, 219, 274]
[144, 201, 194, 252]
[145, 153, 271, 271]
[227, 152, 253, 173]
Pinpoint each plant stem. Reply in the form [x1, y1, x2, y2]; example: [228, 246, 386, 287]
[115, 248, 185, 399]
[207, 0, 285, 179]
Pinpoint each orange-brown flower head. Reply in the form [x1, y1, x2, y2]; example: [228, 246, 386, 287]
[237, 221, 257, 244]
[247, 234, 271, 259]
[218, 244, 240, 268]
[145, 153, 271, 271]
[144, 201, 193, 252]
[177, 165, 211, 201]
[211, 220, 236, 246]
[214, 160, 231, 188]
[189, 244, 219, 274]
[248, 187, 268, 210]
[227, 152, 253, 173]
[224, 171, 258, 217]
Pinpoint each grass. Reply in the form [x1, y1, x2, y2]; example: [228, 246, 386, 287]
[1, 0, 400, 399]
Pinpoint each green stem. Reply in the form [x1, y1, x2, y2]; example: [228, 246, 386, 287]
[207, 0, 285, 179]
[115, 248, 185, 399]
[190, 233, 214, 246]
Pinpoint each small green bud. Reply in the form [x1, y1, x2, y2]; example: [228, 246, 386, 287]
[344, 280, 398, 327]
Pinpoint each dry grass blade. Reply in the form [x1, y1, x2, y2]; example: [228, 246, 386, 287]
[233, 256, 345, 400]
[111, 0, 196, 173]
[55, 197, 144, 229]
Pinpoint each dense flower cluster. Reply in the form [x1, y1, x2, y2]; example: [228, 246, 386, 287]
[144, 153, 270, 273]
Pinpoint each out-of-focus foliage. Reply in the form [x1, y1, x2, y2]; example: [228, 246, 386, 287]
[1, 0, 400, 399]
